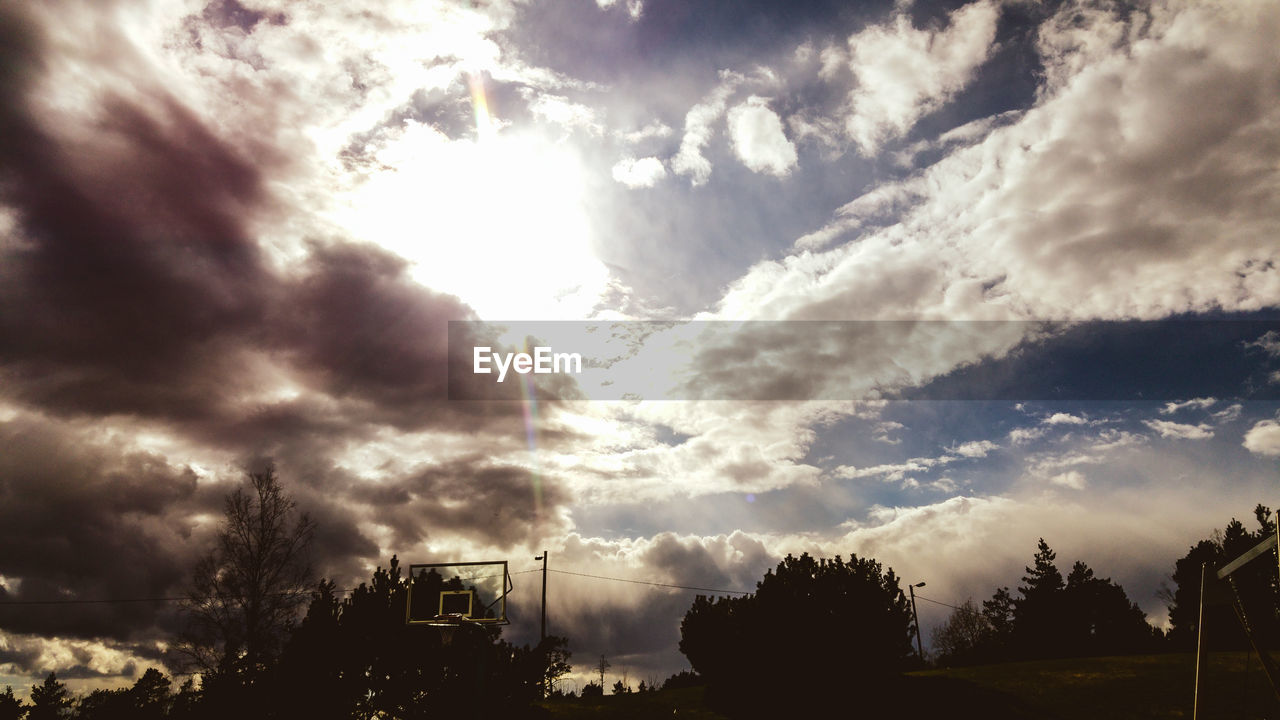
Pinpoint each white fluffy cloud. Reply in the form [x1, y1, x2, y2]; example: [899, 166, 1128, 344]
[611, 156, 667, 188]
[1242, 418, 1280, 456]
[672, 72, 743, 186]
[844, 0, 999, 155]
[727, 96, 798, 176]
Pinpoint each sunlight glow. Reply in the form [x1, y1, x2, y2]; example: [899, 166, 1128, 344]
[336, 75, 610, 320]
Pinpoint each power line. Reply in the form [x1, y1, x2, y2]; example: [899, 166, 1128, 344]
[548, 568, 750, 595]
[913, 593, 962, 610]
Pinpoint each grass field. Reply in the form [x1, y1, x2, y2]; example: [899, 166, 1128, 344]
[913, 652, 1278, 719]
[540, 653, 1279, 719]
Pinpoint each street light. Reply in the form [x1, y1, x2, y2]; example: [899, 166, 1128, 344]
[909, 581, 926, 663]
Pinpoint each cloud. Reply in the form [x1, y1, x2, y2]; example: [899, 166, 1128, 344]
[527, 92, 604, 135]
[1242, 417, 1280, 456]
[1245, 330, 1280, 357]
[727, 0, 1280, 324]
[726, 96, 798, 176]
[834, 455, 953, 482]
[844, 0, 1000, 155]
[1143, 419, 1214, 440]
[618, 121, 672, 144]
[594, 0, 644, 21]
[1044, 413, 1088, 426]
[671, 71, 743, 186]
[1049, 470, 1087, 490]
[1008, 426, 1047, 445]
[611, 156, 667, 188]
[0, 414, 205, 641]
[1159, 397, 1217, 414]
[874, 420, 905, 444]
[1211, 403, 1243, 423]
[950, 440, 998, 458]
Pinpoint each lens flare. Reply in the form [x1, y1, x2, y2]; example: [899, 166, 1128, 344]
[467, 72, 495, 144]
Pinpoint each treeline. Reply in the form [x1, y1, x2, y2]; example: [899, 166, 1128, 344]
[930, 538, 1161, 665]
[0, 557, 568, 720]
[932, 504, 1278, 666]
[675, 504, 1278, 717]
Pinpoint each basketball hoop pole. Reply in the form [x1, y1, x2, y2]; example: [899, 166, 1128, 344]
[535, 551, 548, 642]
[1193, 561, 1207, 720]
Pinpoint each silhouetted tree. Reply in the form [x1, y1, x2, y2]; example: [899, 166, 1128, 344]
[75, 689, 129, 720]
[595, 655, 610, 689]
[167, 678, 201, 720]
[1164, 504, 1279, 650]
[0, 686, 24, 720]
[26, 673, 70, 720]
[580, 682, 602, 698]
[611, 680, 630, 695]
[659, 670, 700, 691]
[1013, 538, 1067, 657]
[931, 599, 994, 665]
[181, 464, 315, 692]
[982, 586, 1016, 653]
[1060, 561, 1155, 656]
[75, 669, 171, 720]
[680, 552, 913, 715]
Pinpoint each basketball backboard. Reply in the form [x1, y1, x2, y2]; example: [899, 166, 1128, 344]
[405, 561, 511, 625]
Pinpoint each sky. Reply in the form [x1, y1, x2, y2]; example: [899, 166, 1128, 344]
[1, 0, 1279, 698]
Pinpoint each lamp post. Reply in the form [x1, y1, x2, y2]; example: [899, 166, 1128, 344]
[909, 581, 926, 663]
[535, 551, 548, 641]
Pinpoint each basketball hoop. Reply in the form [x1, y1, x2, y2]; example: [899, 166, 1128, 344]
[439, 624, 457, 646]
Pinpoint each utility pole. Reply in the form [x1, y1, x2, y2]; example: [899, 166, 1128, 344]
[909, 581, 926, 663]
[535, 550, 548, 641]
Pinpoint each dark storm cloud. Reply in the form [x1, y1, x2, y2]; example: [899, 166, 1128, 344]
[540, 534, 775, 681]
[355, 458, 570, 551]
[273, 241, 590, 434]
[0, 418, 205, 640]
[0, 7, 273, 425]
[640, 534, 770, 591]
[556, 588, 691, 660]
[276, 242, 473, 410]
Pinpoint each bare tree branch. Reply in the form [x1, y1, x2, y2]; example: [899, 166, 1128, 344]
[179, 464, 315, 681]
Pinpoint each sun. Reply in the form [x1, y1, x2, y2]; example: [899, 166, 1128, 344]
[335, 77, 610, 320]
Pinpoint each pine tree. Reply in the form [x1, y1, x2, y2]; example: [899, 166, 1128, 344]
[1013, 539, 1066, 657]
[28, 673, 71, 720]
[0, 687, 25, 720]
